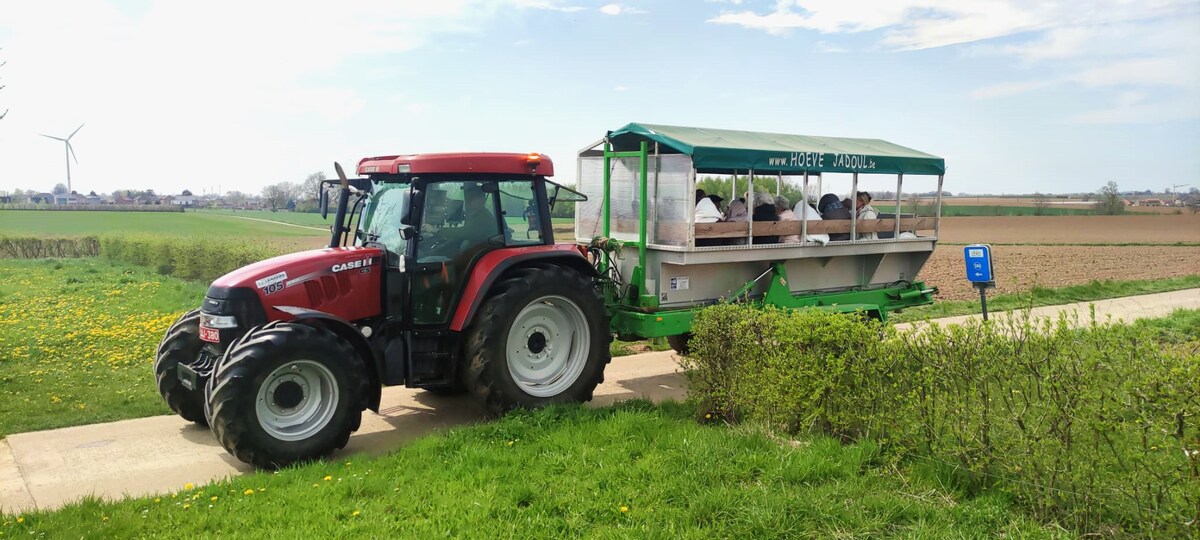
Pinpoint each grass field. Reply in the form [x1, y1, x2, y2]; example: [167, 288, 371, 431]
[2, 401, 1061, 538]
[8, 209, 326, 238]
[0, 259, 205, 436]
[892, 275, 1200, 322]
[192, 208, 332, 227]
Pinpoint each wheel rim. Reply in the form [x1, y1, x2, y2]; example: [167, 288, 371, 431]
[255, 360, 339, 441]
[506, 294, 591, 398]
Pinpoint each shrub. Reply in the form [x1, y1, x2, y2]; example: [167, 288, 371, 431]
[685, 305, 1200, 536]
[100, 235, 288, 282]
[0, 236, 100, 259]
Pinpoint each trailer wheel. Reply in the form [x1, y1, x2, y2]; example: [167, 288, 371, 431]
[666, 333, 693, 356]
[208, 322, 366, 469]
[153, 309, 208, 425]
[465, 265, 611, 416]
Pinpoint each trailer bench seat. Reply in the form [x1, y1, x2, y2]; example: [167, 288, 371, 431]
[693, 217, 935, 239]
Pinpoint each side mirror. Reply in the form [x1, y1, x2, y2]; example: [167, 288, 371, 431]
[399, 226, 416, 240]
[319, 188, 329, 219]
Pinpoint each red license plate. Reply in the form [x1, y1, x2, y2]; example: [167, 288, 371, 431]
[199, 326, 220, 343]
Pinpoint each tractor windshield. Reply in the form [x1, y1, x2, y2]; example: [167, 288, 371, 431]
[356, 182, 411, 265]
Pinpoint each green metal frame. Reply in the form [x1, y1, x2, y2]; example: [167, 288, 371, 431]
[611, 263, 935, 339]
[597, 140, 936, 341]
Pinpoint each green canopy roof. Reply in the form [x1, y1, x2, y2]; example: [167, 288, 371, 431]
[607, 123, 945, 176]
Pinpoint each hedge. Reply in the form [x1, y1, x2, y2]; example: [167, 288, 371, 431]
[683, 306, 1199, 537]
[99, 235, 288, 282]
[0, 236, 101, 259]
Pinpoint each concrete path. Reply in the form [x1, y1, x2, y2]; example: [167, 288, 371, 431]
[1, 352, 686, 513]
[3, 288, 1197, 513]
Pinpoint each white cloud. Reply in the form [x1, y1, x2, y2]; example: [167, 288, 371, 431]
[708, 0, 1199, 50]
[1070, 92, 1200, 124]
[600, 4, 646, 16]
[970, 80, 1056, 99]
[815, 40, 847, 53]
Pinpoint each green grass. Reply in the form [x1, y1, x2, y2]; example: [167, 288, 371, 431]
[892, 275, 1200, 323]
[2, 402, 1062, 538]
[0, 259, 205, 436]
[191, 208, 331, 227]
[2, 209, 325, 237]
[1131, 308, 1200, 344]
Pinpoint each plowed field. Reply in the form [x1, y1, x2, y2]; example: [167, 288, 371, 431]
[934, 215, 1200, 244]
[917, 214, 1200, 299]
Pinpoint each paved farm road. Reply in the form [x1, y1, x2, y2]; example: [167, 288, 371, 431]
[3, 288, 1198, 513]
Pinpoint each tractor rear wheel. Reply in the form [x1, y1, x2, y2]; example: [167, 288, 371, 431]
[153, 309, 208, 425]
[208, 322, 366, 469]
[465, 265, 611, 416]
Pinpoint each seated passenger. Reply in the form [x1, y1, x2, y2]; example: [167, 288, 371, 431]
[695, 194, 724, 223]
[775, 195, 801, 244]
[855, 191, 879, 240]
[817, 194, 851, 241]
[752, 192, 779, 244]
[725, 197, 749, 222]
[794, 198, 830, 245]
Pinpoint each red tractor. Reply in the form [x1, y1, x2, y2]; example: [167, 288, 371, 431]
[154, 152, 610, 469]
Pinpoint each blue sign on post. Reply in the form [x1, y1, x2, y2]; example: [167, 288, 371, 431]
[964, 244, 994, 283]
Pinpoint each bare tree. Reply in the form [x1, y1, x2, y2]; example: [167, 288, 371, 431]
[52, 183, 68, 195]
[261, 182, 297, 211]
[300, 172, 326, 202]
[1032, 193, 1050, 216]
[1097, 181, 1124, 215]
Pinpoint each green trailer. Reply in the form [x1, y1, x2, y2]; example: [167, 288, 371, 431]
[574, 123, 945, 348]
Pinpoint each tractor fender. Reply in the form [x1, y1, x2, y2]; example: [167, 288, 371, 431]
[272, 305, 383, 412]
[449, 246, 597, 332]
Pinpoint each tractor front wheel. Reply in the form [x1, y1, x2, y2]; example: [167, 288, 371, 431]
[465, 265, 611, 415]
[153, 309, 209, 425]
[208, 322, 366, 469]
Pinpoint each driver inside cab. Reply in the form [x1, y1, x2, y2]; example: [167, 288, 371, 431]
[421, 184, 498, 257]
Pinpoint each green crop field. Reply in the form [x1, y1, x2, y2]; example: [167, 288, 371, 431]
[6, 210, 326, 238]
[0, 259, 206, 436]
[192, 209, 332, 227]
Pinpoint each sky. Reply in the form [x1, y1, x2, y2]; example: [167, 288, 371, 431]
[0, 0, 1197, 198]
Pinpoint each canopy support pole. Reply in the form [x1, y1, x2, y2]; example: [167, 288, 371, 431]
[934, 174, 944, 239]
[747, 170, 755, 246]
[801, 171, 809, 242]
[895, 174, 904, 239]
[850, 172, 859, 240]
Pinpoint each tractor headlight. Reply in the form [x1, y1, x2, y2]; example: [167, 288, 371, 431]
[200, 313, 239, 329]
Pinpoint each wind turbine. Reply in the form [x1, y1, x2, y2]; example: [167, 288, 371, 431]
[41, 123, 85, 193]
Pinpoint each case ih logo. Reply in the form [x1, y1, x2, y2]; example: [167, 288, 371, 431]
[331, 257, 373, 273]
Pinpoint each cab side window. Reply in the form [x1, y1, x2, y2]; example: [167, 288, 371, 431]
[500, 181, 541, 245]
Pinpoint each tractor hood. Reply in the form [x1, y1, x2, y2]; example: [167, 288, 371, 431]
[207, 246, 384, 324]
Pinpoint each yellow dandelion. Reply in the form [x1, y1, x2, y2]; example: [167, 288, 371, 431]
[183, 504, 191, 510]
[154, 498, 161, 503]
[323, 475, 332, 481]
[620, 506, 629, 513]
[15, 517, 23, 524]
[101, 516, 109, 522]
[243, 489, 255, 496]
[313, 483, 319, 488]
[351, 510, 361, 517]
[258, 488, 265, 492]
[210, 496, 218, 502]
[184, 482, 195, 490]
[704, 413, 712, 419]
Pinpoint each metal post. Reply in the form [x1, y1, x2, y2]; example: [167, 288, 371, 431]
[602, 141, 612, 239]
[801, 171, 809, 243]
[638, 141, 649, 295]
[747, 170, 754, 246]
[978, 284, 989, 321]
[894, 173, 903, 239]
[687, 164, 697, 249]
[850, 172, 859, 240]
[934, 174, 944, 239]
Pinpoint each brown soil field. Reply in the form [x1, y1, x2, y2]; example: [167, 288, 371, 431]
[935, 215, 1200, 244]
[918, 245, 1200, 300]
[877, 196, 1191, 214]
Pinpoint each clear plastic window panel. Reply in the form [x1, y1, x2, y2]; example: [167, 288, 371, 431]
[574, 154, 691, 247]
[575, 156, 604, 242]
[651, 155, 690, 247]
